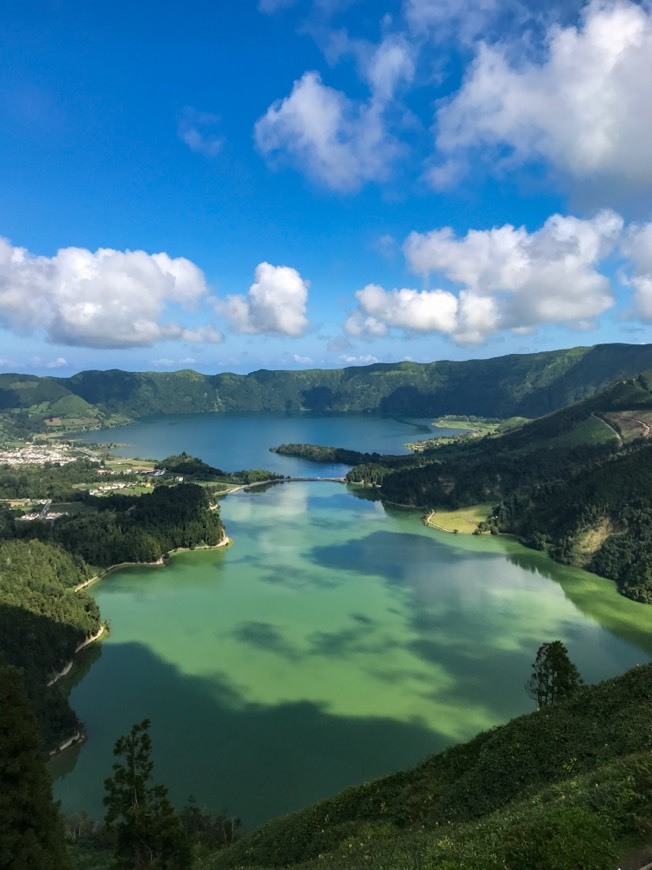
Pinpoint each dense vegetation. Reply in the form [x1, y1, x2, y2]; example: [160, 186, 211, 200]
[490, 442, 652, 602]
[3, 344, 652, 434]
[16, 483, 225, 568]
[159, 453, 228, 479]
[0, 535, 99, 747]
[0, 458, 105, 500]
[160, 453, 286, 487]
[0, 665, 71, 869]
[201, 664, 652, 869]
[270, 443, 408, 468]
[0, 483, 225, 749]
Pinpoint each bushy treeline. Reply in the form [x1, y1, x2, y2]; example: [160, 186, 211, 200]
[160, 452, 228, 479]
[160, 453, 285, 487]
[0, 458, 104, 500]
[271, 443, 411, 468]
[207, 664, 652, 870]
[372, 438, 614, 508]
[18, 483, 225, 568]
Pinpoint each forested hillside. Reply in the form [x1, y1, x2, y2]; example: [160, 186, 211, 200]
[4, 344, 652, 435]
[0, 534, 99, 747]
[492, 444, 652, 603]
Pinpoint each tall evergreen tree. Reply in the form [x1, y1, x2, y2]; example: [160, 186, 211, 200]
[103, 719, 191, 869]
[0, 665, 70, 869]
[526, 641, 583, 708]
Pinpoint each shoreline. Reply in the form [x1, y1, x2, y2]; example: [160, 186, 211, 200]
[47, 625, 108, 756]
[48, 535, 231, 758]
[73, 535, 232, 593]
[47, 624, 108, 687]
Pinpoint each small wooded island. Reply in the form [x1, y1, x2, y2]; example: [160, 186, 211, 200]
[2, 343, 652, 869]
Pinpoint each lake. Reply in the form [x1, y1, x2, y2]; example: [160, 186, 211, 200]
[53, 415, 652, 829]
[72, 412, 458, 477]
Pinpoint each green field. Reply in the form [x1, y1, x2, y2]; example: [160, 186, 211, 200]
[425, 503, 494, 533]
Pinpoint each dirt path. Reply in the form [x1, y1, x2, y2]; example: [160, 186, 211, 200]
[591, 412, 623, 444]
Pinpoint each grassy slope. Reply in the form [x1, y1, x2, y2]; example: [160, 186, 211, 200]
[204, 665, 652, 870]
[425, 504, 493, 533]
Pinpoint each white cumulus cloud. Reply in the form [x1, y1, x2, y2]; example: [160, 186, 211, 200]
[220, 262, 310, 336]
[365, 34, 415, 102]
[346, 284, 459, 336]
[347, 211, 623, 345]
[403, 209, 623, 340]
[45, 356, 68, 369]
[254, 69, 403, 192]
[340, 354, 380, 365]
[0, 238, 223, 349]
[433, 0, 652, 189]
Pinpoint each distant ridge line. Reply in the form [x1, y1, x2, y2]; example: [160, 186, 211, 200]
[3, 342, 652, 421]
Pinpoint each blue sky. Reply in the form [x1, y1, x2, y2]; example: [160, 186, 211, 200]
[1, 0, 652, 375]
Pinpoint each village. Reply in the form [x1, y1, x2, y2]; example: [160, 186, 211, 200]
[0, 444, 91, 467]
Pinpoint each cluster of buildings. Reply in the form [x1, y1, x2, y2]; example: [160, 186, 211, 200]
[0, 446, 78, 466]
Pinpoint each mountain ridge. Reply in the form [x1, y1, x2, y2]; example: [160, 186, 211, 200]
[4, 343, 652, 428]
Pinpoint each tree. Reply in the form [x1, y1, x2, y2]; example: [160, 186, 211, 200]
[526, 641, 583, 708]
[0, 665, 70, 869]
[103, 719, 191, 869]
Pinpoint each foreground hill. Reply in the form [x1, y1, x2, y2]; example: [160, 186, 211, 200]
[4, 344, 652, 436]
[196, 664, 652, 869]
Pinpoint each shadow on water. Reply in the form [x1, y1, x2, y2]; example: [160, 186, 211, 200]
[232, 621, 302, 662]
[53, 641, 451, 830]
[308, 529, 495, 585]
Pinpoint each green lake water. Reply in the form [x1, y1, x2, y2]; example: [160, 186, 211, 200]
[52, 477, 652, 829]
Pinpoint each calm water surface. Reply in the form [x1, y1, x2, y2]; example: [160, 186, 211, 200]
[53, 417, 652, 829]
[73, 412, 455, 477]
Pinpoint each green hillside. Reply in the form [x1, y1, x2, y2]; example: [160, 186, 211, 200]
[4, 343, 652, 428]
[196, 664, 652, 870]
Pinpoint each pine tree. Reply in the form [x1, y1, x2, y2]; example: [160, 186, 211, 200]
[103, 719, 191, 869]
[0, 665, 70, 869]
[526, 641, 583, 708]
